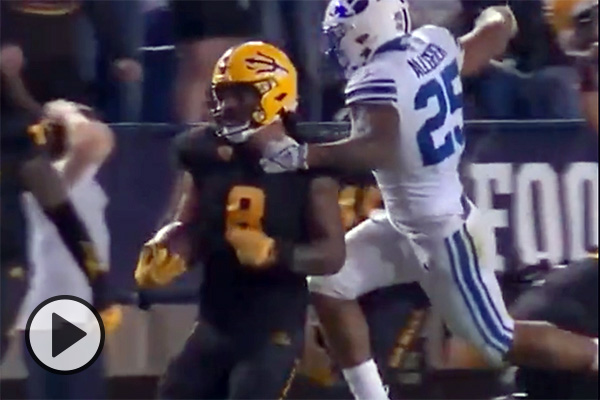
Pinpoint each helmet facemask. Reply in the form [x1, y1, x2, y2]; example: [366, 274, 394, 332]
[210, 41, 299, 142]
[211, 82, 263, 143]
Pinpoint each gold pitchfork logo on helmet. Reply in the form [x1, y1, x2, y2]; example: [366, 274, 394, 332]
[245, 52, 290, 74]
[212, 41, 298, 126]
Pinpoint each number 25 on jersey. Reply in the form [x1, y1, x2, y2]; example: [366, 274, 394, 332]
[414, 60, 464, 166]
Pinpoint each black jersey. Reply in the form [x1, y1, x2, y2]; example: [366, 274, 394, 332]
[174, 127, 320, 334]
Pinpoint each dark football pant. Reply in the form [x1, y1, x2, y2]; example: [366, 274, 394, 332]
[511, 258, 598, 399]
[1, 262, 28, 360]
[158, 320, 302, 400]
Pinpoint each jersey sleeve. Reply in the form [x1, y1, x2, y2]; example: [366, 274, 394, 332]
[418, 25, 464, 71]
[344, 59, 398, 106]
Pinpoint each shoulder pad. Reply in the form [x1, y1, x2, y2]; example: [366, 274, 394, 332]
[173, 125, 229, 172]
[345, 58, 398, 106]
[415, 25, 463, 67]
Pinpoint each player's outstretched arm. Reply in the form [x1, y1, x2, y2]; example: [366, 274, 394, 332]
[305, 103, 400, 172]
[225, 175, 345, 273]
[459, 6, 518, 77]
[251, 104, 398, 174]
[281, 176, 346, 276]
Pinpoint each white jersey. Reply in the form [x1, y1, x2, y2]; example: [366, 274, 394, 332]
[345, 25, 465, 235]
[317, 27, 515, 369]
[16, 163, 109, 330]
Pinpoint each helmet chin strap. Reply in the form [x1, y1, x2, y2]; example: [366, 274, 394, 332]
[218, 121, 256, 143]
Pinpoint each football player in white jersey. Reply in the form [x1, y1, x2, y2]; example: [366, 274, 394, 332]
[241, 1, 599, 399]
[15, 101, 120, 399]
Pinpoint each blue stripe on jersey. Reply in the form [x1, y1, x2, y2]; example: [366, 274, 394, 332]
[345, 79, 396, 92]
[345, 85, 397, 104]
[345, 96, 396, 105]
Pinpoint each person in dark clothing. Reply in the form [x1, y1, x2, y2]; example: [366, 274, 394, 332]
[0, 89, 111, 360]
[134, 41, 345, 399]
[170, 0, 262, 122]
[511, 255, 598, 399]
[0, 0, 142, 107]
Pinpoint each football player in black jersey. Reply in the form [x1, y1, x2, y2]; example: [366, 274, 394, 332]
[1, 84, 112, 359]
[511, 254, 598, 399]
[134, 41, 345, 399]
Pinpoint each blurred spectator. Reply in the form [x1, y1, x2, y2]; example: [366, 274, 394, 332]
[144, 0, 172, 46]
[409, 0, 464, 32]
[170, 0, 261, 123]
[0, 0, 143, 118]
[462, 0, 585, 119]
[513, 0, 583, 119]
[92, 0, 145, 122]
[141, 1, 176, 123]
[267, 0, 330, 121]
[0, 45, 42, 117]
[16, 101, 115, 400]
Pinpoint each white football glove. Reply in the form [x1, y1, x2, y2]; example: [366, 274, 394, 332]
[258, 136, 309, 174]
[43, 99, 81, 120]
[43, 99, 89, 136]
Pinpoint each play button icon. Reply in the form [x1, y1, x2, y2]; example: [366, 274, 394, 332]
[25, 295, 105, 374]
[52, 313, 87, 357]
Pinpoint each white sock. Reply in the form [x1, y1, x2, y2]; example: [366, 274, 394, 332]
[342, 359, 390, 400]
[592, 338, 598, 372]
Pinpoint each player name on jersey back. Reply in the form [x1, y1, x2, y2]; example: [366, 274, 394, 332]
[345, 26, 466, 233]
[407, 43, 448, 79]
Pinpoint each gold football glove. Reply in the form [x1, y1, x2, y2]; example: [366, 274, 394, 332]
[225, 228, 277, 269]
[135, 243, 187, 288]
[135, 222, 188, 288]
[100, 305, 123, 335]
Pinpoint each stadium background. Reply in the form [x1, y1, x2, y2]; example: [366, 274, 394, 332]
[1, 120, 597, 399]
[1, 0, 598, 398]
